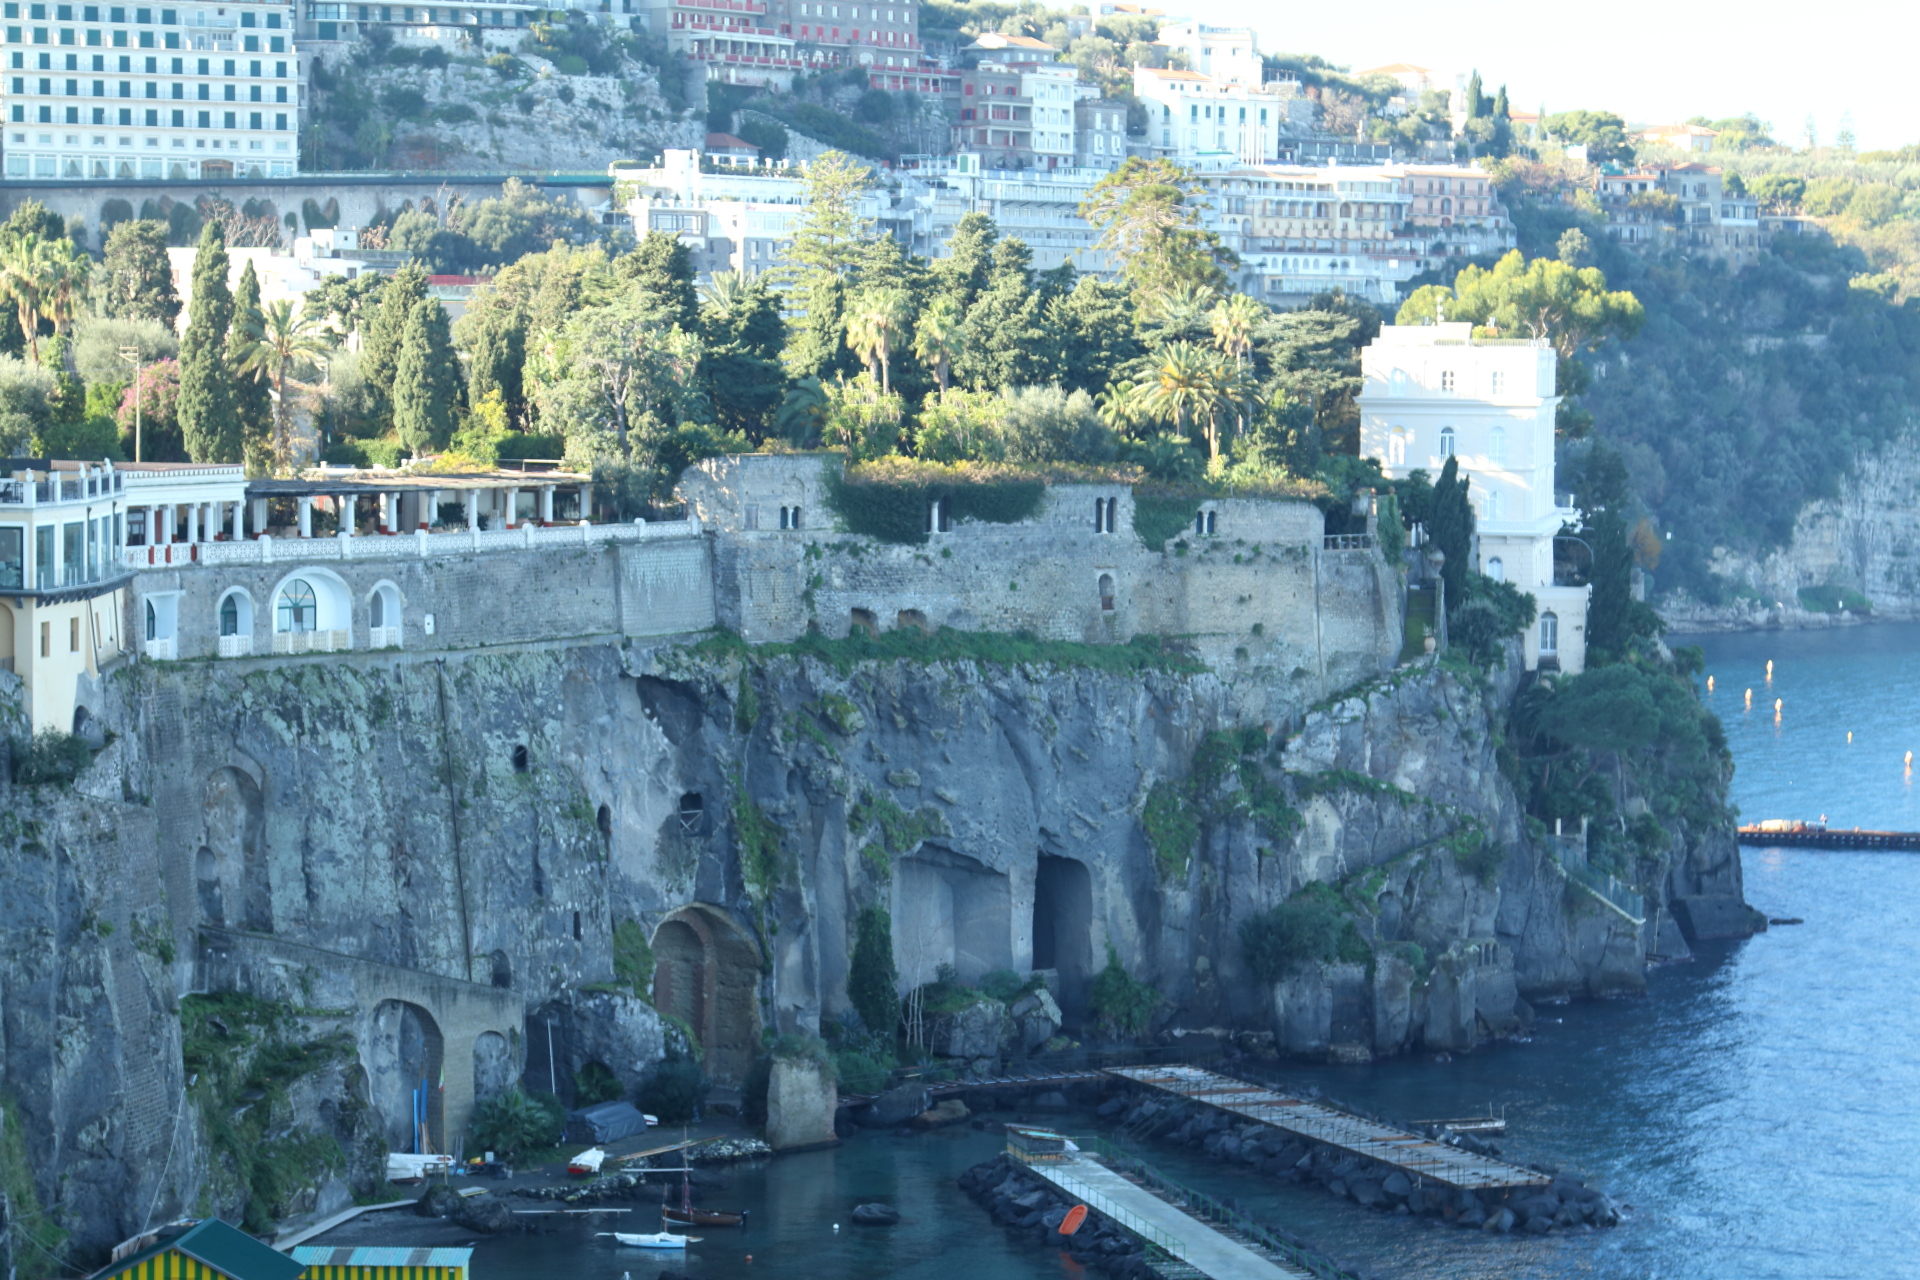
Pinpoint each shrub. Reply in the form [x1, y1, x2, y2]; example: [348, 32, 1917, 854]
[612, 919, 654, 997]
[572, 1060, 624, 1106]
[1087, 945, 1158, 1040]
[1239, 882, 1370, 982]
[824, 458, 1045, 545]
[417, 44, 449, 69]
[468, 1087, 564, 1157]
[853, 88, 895, 123]
[832, 1049, 890, 1094]
[433, 102, 477, 124]
[1131, 492, 1201, 550]
[495, 431, 565, 460]
[977, 969, 1024, 1003]
[638, 1055, 708, 1124]
[10, 729, 92, 786]
[846, 906, 898, 1037]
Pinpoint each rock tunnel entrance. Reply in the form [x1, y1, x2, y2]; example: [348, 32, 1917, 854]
[370, 1000, 446, 1154]
[201, 767, 270, 931]
[651, 905, 762, 1087]
[1033, 854, 1094, 1018]
[893, 847, 1012, 988]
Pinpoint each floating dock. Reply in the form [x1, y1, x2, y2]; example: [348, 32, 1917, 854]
[1737, 824, 1920, 850]
[1108, 1064, 1548, 1191]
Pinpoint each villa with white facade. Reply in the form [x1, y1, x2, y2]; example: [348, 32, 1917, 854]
[1357, 323, 1590, 673]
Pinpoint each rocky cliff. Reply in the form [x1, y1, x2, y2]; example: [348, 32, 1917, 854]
[1660, 429, 1920, 631]
[2, 626, 1750, 1265]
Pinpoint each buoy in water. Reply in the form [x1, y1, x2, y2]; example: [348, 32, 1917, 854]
[1767, 660, 1774, 679]
[1707, 675, 1714, 692]
[1907, 751, 1914, 766]
[1745, 688, 1753, 709]
[1849, 731, 1854, 743]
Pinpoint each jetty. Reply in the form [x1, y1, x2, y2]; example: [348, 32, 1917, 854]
[1737, 824, 1920, 851]
[1108, 1064, 1548, 1191]
[1007, 1130, 1324, 1280]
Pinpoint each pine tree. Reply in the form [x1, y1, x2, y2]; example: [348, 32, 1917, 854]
[228, 259, 273, 471]
[101, 219, 180, 326]
[177, 221, 240, 462]
[362, 261, 428, 426]
[615, 232, 698, 330]
[393, 297, 460, 456]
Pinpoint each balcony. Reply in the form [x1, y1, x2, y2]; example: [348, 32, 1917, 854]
[216, 633, 253, 658]
[674, 0, 768, 12]
[367, 625, 402, 649]
[144, 636, 175, 661]
[273, 629, 350, 654]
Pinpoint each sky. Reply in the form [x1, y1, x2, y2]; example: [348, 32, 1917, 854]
[1208, 0, 1911, 153]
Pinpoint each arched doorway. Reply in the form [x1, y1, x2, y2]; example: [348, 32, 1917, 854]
[370, 1000, 446, 1153]
[893, 846, 1012, 988]
[202, 767, 269, 931]
[651, 906, 762, 1086]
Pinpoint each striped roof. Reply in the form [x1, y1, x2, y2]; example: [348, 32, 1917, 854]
[98, 1220, 305, 1280]
[290, 1249, 474, 1267]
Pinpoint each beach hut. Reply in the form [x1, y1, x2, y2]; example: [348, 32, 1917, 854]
[290, 1246, 473, 1280]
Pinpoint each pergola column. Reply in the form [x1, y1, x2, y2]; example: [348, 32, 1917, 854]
[155, 504, 171, 545]
[539, 486, 555, 525]
[382, 492, 397, 533]
[297, 495, 313, 538]
[466, 490, 478, 531]
[504, 487, 520, 529]
[250, 497, 269, 537]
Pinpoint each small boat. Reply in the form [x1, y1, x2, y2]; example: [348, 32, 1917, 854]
[664, 1206, 746, 1228]
[568, 1147, 608, 1176]
[603, 1231, 701, 1248]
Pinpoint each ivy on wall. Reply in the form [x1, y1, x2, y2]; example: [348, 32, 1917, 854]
[824, 458, 1045, 545]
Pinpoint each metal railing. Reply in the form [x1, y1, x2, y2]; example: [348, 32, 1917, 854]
[1322, 533, 1372, 551]
[1078, 1136, 1362, 1280]
[1009, 1143, 1188, 1262]
[1568, 864, 1645, 924]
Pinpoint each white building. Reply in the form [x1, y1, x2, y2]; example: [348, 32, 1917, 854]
[2, 0, 299, 180]
[1154, 19, 1260, 86]
[1132, 65, 1286, 166]
[1357, 322, 1589, 674]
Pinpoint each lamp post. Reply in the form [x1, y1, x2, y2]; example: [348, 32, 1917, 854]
[118, 345, 142, 463]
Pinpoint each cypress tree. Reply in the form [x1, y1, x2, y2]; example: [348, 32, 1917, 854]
[615, 232, 697, 330]
[1429, 455, 1475, 617]
[464, 310, 524, 418]
[229, 259, 273, 471]
[177, 221, 240, 462]
[362, 261, 428, 426]
[393, 297, 460, 456]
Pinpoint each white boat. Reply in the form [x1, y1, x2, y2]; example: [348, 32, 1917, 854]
[603, 1231, 700, 1248]
[567, 1147, 607, 1176]
[385, 1153, 454, 1183]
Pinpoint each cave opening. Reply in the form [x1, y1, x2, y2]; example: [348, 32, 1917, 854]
[1033, 854, 1093, 1019]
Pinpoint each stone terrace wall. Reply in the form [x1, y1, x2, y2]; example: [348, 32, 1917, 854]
[127, 536, 714, 659]
[685, 455, 1401, 707]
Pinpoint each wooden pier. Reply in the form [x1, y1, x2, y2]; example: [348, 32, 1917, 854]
[1737, 824, 1920, 851]
[1016, 1148, 1313, 1280]
[1109, 1064, 1548, 1192]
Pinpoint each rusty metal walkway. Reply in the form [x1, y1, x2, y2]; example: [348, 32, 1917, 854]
[1108, 1064, 1548, 1191]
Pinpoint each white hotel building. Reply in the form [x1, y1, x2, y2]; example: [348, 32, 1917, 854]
[1358, 323, 1590, 674]
[2, 0, 298, 181]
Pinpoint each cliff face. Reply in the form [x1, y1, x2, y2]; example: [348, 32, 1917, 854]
[6, 632, 1748, 1261]
[1662, 429, 1920, 630]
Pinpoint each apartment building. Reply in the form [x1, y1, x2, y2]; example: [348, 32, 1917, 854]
[1593, 163, 1764, 265]
[1073, 95, 1125, 170]
[1132, 65, 1287, 166]
[2, 0, 298, 180]
[1153, 19, 1259, 85]
[950, 35, 1079, 170]
[788, 0, 918, 70]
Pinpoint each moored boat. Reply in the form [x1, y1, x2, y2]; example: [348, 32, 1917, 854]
[604, 1231, 700, 1248]
[568, 1147, 608, 1176]
[663, 1205, 746, 1228]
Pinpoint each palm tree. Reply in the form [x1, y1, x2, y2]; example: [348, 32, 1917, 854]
[844, 287, 912, 393]
[1203, 350, 1257, 462]
[1146, 281, 1218, 330]
[235, 299, 335, 470]
[1209, 293, 1263, 451]
[0, 232, 54, 364]
[699, 269, 750, 314]
[911, 294, 964, 393]
[41, 238, 89, 336]
[1131, 341, 1217, 448]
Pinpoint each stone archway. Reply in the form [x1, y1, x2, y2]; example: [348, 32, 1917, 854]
[651, 905, 762, 1086]
[202, 767, 269, 931]
[370, 1000, 446, 1153]
[1033, 854, 1093, 1018]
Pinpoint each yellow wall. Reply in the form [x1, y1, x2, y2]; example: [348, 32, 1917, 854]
[10, 588, 126, 732]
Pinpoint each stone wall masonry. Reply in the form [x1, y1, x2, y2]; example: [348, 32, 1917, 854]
[126, 536, 714, 661]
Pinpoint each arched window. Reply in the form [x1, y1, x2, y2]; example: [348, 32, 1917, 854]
[1539, 611, 1559, 655]
[276, 579, 317, 633]
[369, 591, 385, 629]
[1485, 491, 1501, 521]
[1487, 556, 1504, 582]
[1389, 368, 1408, 396]
[1489, 426, 1507, 464]
[1439, 427, 1456, 458]
[1389, 428, 1407, 466]
[220, 595, 239, 636]
[1098, 573, 1115, 612]
[145, 599, 156, 641]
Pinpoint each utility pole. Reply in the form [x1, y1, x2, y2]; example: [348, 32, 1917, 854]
[118, 345, 143, 462]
